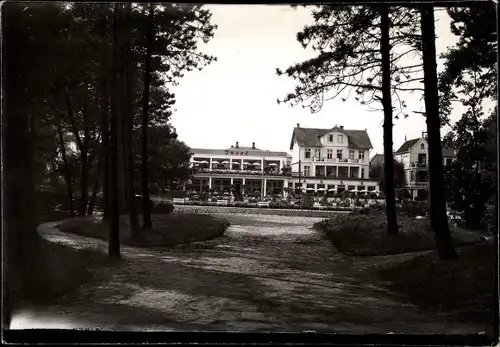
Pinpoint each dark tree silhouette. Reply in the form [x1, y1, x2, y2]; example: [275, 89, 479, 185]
[420, 5, 457, 260]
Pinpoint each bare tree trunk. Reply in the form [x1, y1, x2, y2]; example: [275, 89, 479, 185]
[108, 3, 121, 259]
[141, 3, 155, 229]
[99, 17, 111, 223]
[380, 6, 399, 236]
[87, 157, 103, 216]
[420, 5, 457, 260]
[78, 147, 89, 216]
[122, 2, 140, 238]
[56, 120, 75, 218]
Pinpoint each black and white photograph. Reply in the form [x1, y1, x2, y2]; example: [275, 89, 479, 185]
[2, 0, 498, 343]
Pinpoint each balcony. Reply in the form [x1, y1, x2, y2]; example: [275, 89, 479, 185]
[408, 181, 428, 187]
[312, 157, 362, 164]
[193, 168, 292, 177]
[410, 161, 428, 169]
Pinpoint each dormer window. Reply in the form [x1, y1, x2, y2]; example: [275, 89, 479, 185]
[338, 135, 343, 143]
[420, 143, 425, 150]
[328, 134, 333, 142]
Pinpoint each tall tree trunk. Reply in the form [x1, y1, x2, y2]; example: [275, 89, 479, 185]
[78, 147, 89, 216]
[4, 28, 51, 328]
[99, 21, 111, 223]
[141, 4, 155, 229]
[87, 157, 103, 216]
[122, 2, 140, 238]
[420, 5, 458, 260]
[380, 6, 399, 236]
[56, 121, 75, 218]
[108, 3, 121, 258]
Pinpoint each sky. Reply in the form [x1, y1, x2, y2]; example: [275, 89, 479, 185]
[170, 5, 493, 157]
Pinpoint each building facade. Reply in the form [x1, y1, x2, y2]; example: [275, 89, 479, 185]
[288, 124, 380, 193]
[394, 134, 456, 200]
[190, 142, 292, 198]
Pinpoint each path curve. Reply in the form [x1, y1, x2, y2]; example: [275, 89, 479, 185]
[11, 213, 483, 334]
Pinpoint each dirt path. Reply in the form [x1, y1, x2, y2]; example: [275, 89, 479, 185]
[12, 213, 483, 334]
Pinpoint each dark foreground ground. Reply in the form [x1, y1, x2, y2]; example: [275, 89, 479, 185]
[10, 212, 492, 335]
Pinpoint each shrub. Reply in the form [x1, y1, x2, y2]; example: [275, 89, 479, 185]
[151, 200, 175, 214]
[315, 212, 480, 256]
[399, 201, 429, 217]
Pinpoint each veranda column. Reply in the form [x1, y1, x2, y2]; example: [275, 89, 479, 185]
[209, 158, 213, 170]
[263, 179, 267, 197]
[208, 176, 212, 189]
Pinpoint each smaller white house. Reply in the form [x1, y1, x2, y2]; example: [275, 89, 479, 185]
[394, 133, 456, 200]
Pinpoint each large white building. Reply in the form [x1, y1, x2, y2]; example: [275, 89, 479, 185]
[394, 134, 456, 200]
[288, 124, 380, 193]
[188, 124, 380, 198]
[190, 142, 291, 198]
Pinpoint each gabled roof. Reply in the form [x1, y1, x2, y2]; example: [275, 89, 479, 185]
[441, 145, 455, 157]
[395, 138, 419, 154]
[395, 137, 457, 156]
[370, 154, 384, 165]
[290, 127, 373, 150]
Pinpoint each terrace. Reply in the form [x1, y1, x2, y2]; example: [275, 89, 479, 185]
[192, 157, 291, 177]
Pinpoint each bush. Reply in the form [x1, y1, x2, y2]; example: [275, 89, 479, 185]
[399, 201, 429, 217]
[59, 213, 229, 247]
[151, 200, 174, 214]
[315, 213, 481, 256]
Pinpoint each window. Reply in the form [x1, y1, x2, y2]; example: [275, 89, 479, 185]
[305, 148, 311, 159]
[336, 150, 343, 159]
[304, 165, 310, 176]
[367, 186, 376, 191]
[328, 134, 333, 142]
[446, 158, 453, 166]
[338, 135, 343, 143]
[327, 184, 335, 190]
[315, 148, 321, 159]
[288, 183, 293, 188]
[358, 186, 365, 191]
[327, 149, 333, 159]
[348, 185, 355, 191]
[358, 150, 365, 160]
[337, 185, 346, 193]
[349, 150, 355, 160]
[295, 182, 302, 188]
[361, 168, 365, 178]
[307, 183, 315, 189]
[421, 143, 425, 150]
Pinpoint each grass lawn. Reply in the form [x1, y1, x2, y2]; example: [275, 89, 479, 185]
[313, 212, 483, 256]
[58, 213, 230, 247]
[23, 238, 109, 304]
[378, 242, 496, 326]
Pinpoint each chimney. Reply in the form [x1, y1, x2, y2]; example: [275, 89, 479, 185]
[340, 125, 344, 130]
[252, 142, 255, 149]
[296, 123, 300, 128]
[231, 145, 234, 148]
[235, 141, 239, 148]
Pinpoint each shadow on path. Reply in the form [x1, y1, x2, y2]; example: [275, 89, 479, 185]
[11, 213, 486, 334]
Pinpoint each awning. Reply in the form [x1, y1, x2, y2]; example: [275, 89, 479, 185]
[221, 161, 230, 164]
[242, 161, 252, 165]
[268, 163, 278, 166]
[317, 188, 325, 191]
[211, 160, 220, 164]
